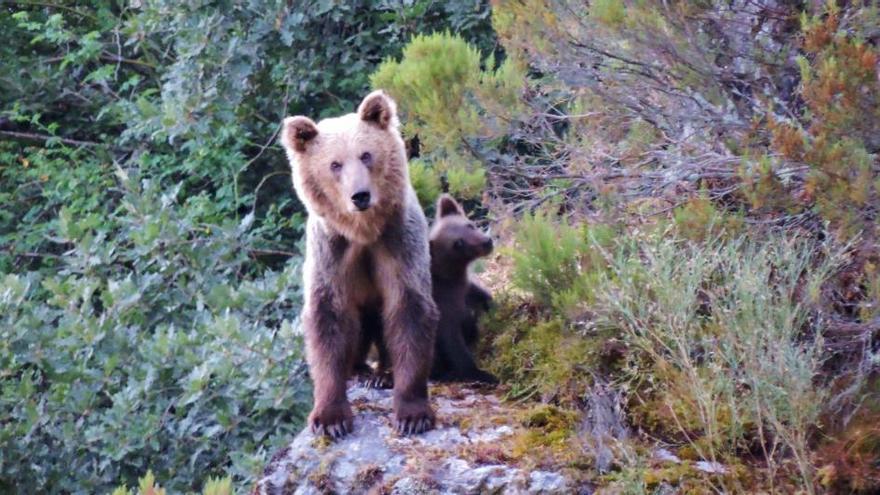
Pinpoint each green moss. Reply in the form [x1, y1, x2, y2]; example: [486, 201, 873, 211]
[310, 435, 332, 450]
[483, 300, 595, 404]
[521, 404, 579, 432]
[510, 405, 583, 467]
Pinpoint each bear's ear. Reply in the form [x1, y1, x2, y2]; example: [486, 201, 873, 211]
[280, 116, 318, 153]
[358, 90, 397, 130]
[436, 194, 464, 219]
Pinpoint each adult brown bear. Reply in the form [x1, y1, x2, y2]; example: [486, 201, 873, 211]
[279, 91, 438, 438]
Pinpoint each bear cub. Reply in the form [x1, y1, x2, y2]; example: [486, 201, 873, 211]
[429, 195, 498, 384]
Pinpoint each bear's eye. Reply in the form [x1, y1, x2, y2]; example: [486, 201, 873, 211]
[360, 152, 372, 165]
[330, 161, 342, 172]
[467, 224, 477, 230]
[453, 239, 465, 250]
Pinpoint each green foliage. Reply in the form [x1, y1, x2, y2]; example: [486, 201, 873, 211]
[599, 234, 840, 490]
[484, 306, 592, 404]
[444, 160, 487, 200]
[509, 209, 613, 315]
[112, 470, 232, 495]
[372, 31, 525, 201]
[768, 6, 880, 240]
[671, 194, 744, 242]
[1, 173, 312, 493]
[509, 210, 584, 307]
[408, 158, 442, 208]
[372, 32, 483, 153]
[1, 1, 496, 493]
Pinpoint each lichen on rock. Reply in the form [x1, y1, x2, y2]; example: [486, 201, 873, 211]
[253, 382, 573, 494]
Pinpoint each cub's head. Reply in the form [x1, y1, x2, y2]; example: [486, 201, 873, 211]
[279, 91, 408, 243]
[430, 195, 493, 271]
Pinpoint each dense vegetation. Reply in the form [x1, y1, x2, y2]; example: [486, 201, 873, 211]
[0, 1, 494, 493]
[377, 1, 879, 492]
[3, 1, 878, 493]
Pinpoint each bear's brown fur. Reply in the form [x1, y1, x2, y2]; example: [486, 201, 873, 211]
[280, 91, 438, 437]
[356, 195, 496, 387]
[428, 195, 497, 383]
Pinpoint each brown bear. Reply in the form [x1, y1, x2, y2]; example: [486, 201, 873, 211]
[356, 195, 496, 387]
[279, 90, 438, 438]
[428, 195, 498, 384]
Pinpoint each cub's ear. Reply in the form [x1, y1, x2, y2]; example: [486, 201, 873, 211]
[358, 90, 397, 129]
[436, 194, 464, 219]
[280, 116, 318, 153]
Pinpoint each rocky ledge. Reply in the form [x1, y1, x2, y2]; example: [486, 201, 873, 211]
[253, 383, 573, 495]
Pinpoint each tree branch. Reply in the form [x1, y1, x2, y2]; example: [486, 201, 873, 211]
[0, 130, 105, 148]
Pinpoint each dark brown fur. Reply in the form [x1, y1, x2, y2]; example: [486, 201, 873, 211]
[429, 195, 497, 384]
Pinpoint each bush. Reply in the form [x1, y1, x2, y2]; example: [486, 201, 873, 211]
[408, 158, 443, 208]
[371, 31, 525, 201]
[1, 2, 497, 492]
[509, 209, 614, 315]
[599, 234, 840, 490]
[112, 470, 232, 495]
[0, 173, 312, 493]
[484, 303, 592, 404]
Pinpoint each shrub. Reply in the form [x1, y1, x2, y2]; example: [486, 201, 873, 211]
[0, 173, 312, 493]
[371, 31, 525, 201]
[372, 32, 484, 154]
[408, 158, 443, 208]
[112, 470, 232, 495]
[671, 194, 744, 242]
[509, 209, 614, 315]
[484, 305, 592, 404]
[598, 234, 840, 491]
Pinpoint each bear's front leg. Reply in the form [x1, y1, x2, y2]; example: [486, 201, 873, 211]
[384, 285, 438, 434]
[375, 236, 439, 434]
[303, 285, 357, 438]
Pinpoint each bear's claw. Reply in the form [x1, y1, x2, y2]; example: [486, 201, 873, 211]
[394, 416, 433, 435]
[362, 371, 393, 389]
[309, 403, 354, 439]
[393, 400, 435, 435]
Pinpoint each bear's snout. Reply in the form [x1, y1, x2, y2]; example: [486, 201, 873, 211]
[481, 238, 493, 254]
[351, 190, 371, 211]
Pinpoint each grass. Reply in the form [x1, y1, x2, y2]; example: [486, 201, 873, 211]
[489, 211, 854, 492]
[598, 235, 839, 492]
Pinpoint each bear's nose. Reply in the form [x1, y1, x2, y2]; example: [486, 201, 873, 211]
[482, 239, 493, 252]
[351, 190, 371, 211]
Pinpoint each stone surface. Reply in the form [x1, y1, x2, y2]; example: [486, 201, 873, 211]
[253, 383, 573, 495]
[579, 381, 629, 474]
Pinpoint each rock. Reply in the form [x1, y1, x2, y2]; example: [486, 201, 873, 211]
[253, 382, 573, 495]
[652, 448, 681, 464]
[579, 381, 629, 473]
[694, 461, 727, 474]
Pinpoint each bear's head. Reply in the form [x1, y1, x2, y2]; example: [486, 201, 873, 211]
[429, 195, 493, 274]
[279, 91, 409, 244]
